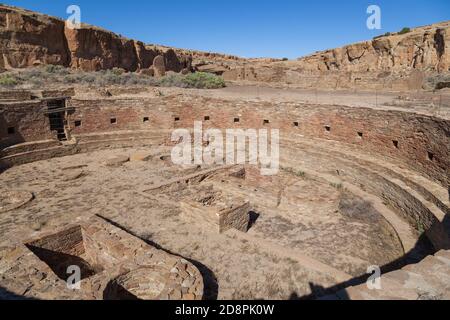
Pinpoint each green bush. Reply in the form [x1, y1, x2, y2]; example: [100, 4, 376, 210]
[398, 27, 411, 35]
[373, 32, 391, 39]
[182, 72, 226, 89]
[158, 73, 188, 88]
[45, 64, 69, 75]
[2, 67, 225, 90]
[0, 74, 18, 86]
[111, 67, 125, 76]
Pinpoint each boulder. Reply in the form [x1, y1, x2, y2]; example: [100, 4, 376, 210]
[153, 55, 166, 77]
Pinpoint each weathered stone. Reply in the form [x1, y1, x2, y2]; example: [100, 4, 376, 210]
[130, 152, 153, 162]
[153, 55, 166, 77]
[104, 156, 129, 167]
[182, 293, 196, 300]
[64, 169, 84, 181]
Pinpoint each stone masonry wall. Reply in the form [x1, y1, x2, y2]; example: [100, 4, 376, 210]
[1, 96, 449, 188]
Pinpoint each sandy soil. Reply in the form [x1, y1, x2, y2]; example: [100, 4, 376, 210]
[0, 146, 404, 299]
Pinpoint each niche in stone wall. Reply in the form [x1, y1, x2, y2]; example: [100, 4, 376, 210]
[393, 140, 399, 149]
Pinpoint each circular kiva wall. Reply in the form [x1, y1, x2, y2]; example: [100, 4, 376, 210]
[0, 95, 449, 253]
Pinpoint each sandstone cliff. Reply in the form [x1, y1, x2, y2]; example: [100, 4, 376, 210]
[221, 22, 450, 90]
[0, 5, 191, 73]
[0, 4, 448, 91]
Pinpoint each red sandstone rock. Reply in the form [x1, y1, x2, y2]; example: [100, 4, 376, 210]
[153, 55, 166, 77]
[0, 4, 192, 73]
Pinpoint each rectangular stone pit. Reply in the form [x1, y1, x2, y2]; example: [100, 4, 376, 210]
[25, 225, 102, 281]
[180, 188, 250, 233]
[18, 217, 205, 300]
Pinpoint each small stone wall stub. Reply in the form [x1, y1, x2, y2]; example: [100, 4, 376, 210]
[180, 186, 250, 233]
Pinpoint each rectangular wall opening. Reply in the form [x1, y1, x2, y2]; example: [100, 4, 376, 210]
[204, 116, 210, 121]
[293, 122, 299, 127]
[174, 117, 180, 122]
[263, 120, 270, 125]
[393, 140, 399, 149]
[325, 125, 331, 132]
[357, 132, 363, 139]
[110, 118, 117, 124]
[143, 117, 149, 123]
[74, 120, 82, 127]
[234, 118, 240, 123]
[7, 127, 15, 135]
[427, 151, 434, 161]
[47, 99, 67, 141]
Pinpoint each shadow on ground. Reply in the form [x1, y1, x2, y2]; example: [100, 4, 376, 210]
[96, 214, 219, 300]
[295, 214, 449, 300]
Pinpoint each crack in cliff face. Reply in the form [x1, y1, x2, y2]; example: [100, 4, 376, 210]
[434, 29, 445, 59]
[61, 25, 72, 68]
[346, 48, 366, 63]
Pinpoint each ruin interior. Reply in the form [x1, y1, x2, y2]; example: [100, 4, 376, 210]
[0, 85, 449, 300]
[0, 4, 449, 301]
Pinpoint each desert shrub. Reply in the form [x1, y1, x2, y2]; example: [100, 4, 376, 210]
[373, 32, 391, 39]
[158, 73, 189, 88]
[111, 67, 125, 76]
[425, 74, 450, 90]
[0, 74, 19, 86]
[182, 72, 226, 89]
[398, 27, 411, 35]
[3, 66, 225, 90]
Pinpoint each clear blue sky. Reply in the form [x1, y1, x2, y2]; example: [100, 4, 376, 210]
[3, 0, 449, 59]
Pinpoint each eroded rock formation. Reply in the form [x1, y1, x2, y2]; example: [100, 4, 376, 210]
[221, 22, 450, 90]
[0, 5, 191, 72]
[0, 4, 448, 90]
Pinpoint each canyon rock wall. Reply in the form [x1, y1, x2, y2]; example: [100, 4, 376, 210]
[0, 5, 191, 73]
[0, 4, 448, 90]
[296, 23, 449, 73]
[222, 22, 450, 90]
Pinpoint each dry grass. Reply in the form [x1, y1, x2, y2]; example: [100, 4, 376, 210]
[0, 65, 226, 89]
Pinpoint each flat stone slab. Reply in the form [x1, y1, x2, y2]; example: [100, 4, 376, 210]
[104, 156, 130, 167]
[0, 191, 34, 213]
[64, 169, 84, 181]
[130, 152, 153, 162]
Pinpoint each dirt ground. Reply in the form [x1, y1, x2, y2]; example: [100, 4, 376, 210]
[94, 84, 450, 119]
[0, 145, 404, 299]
